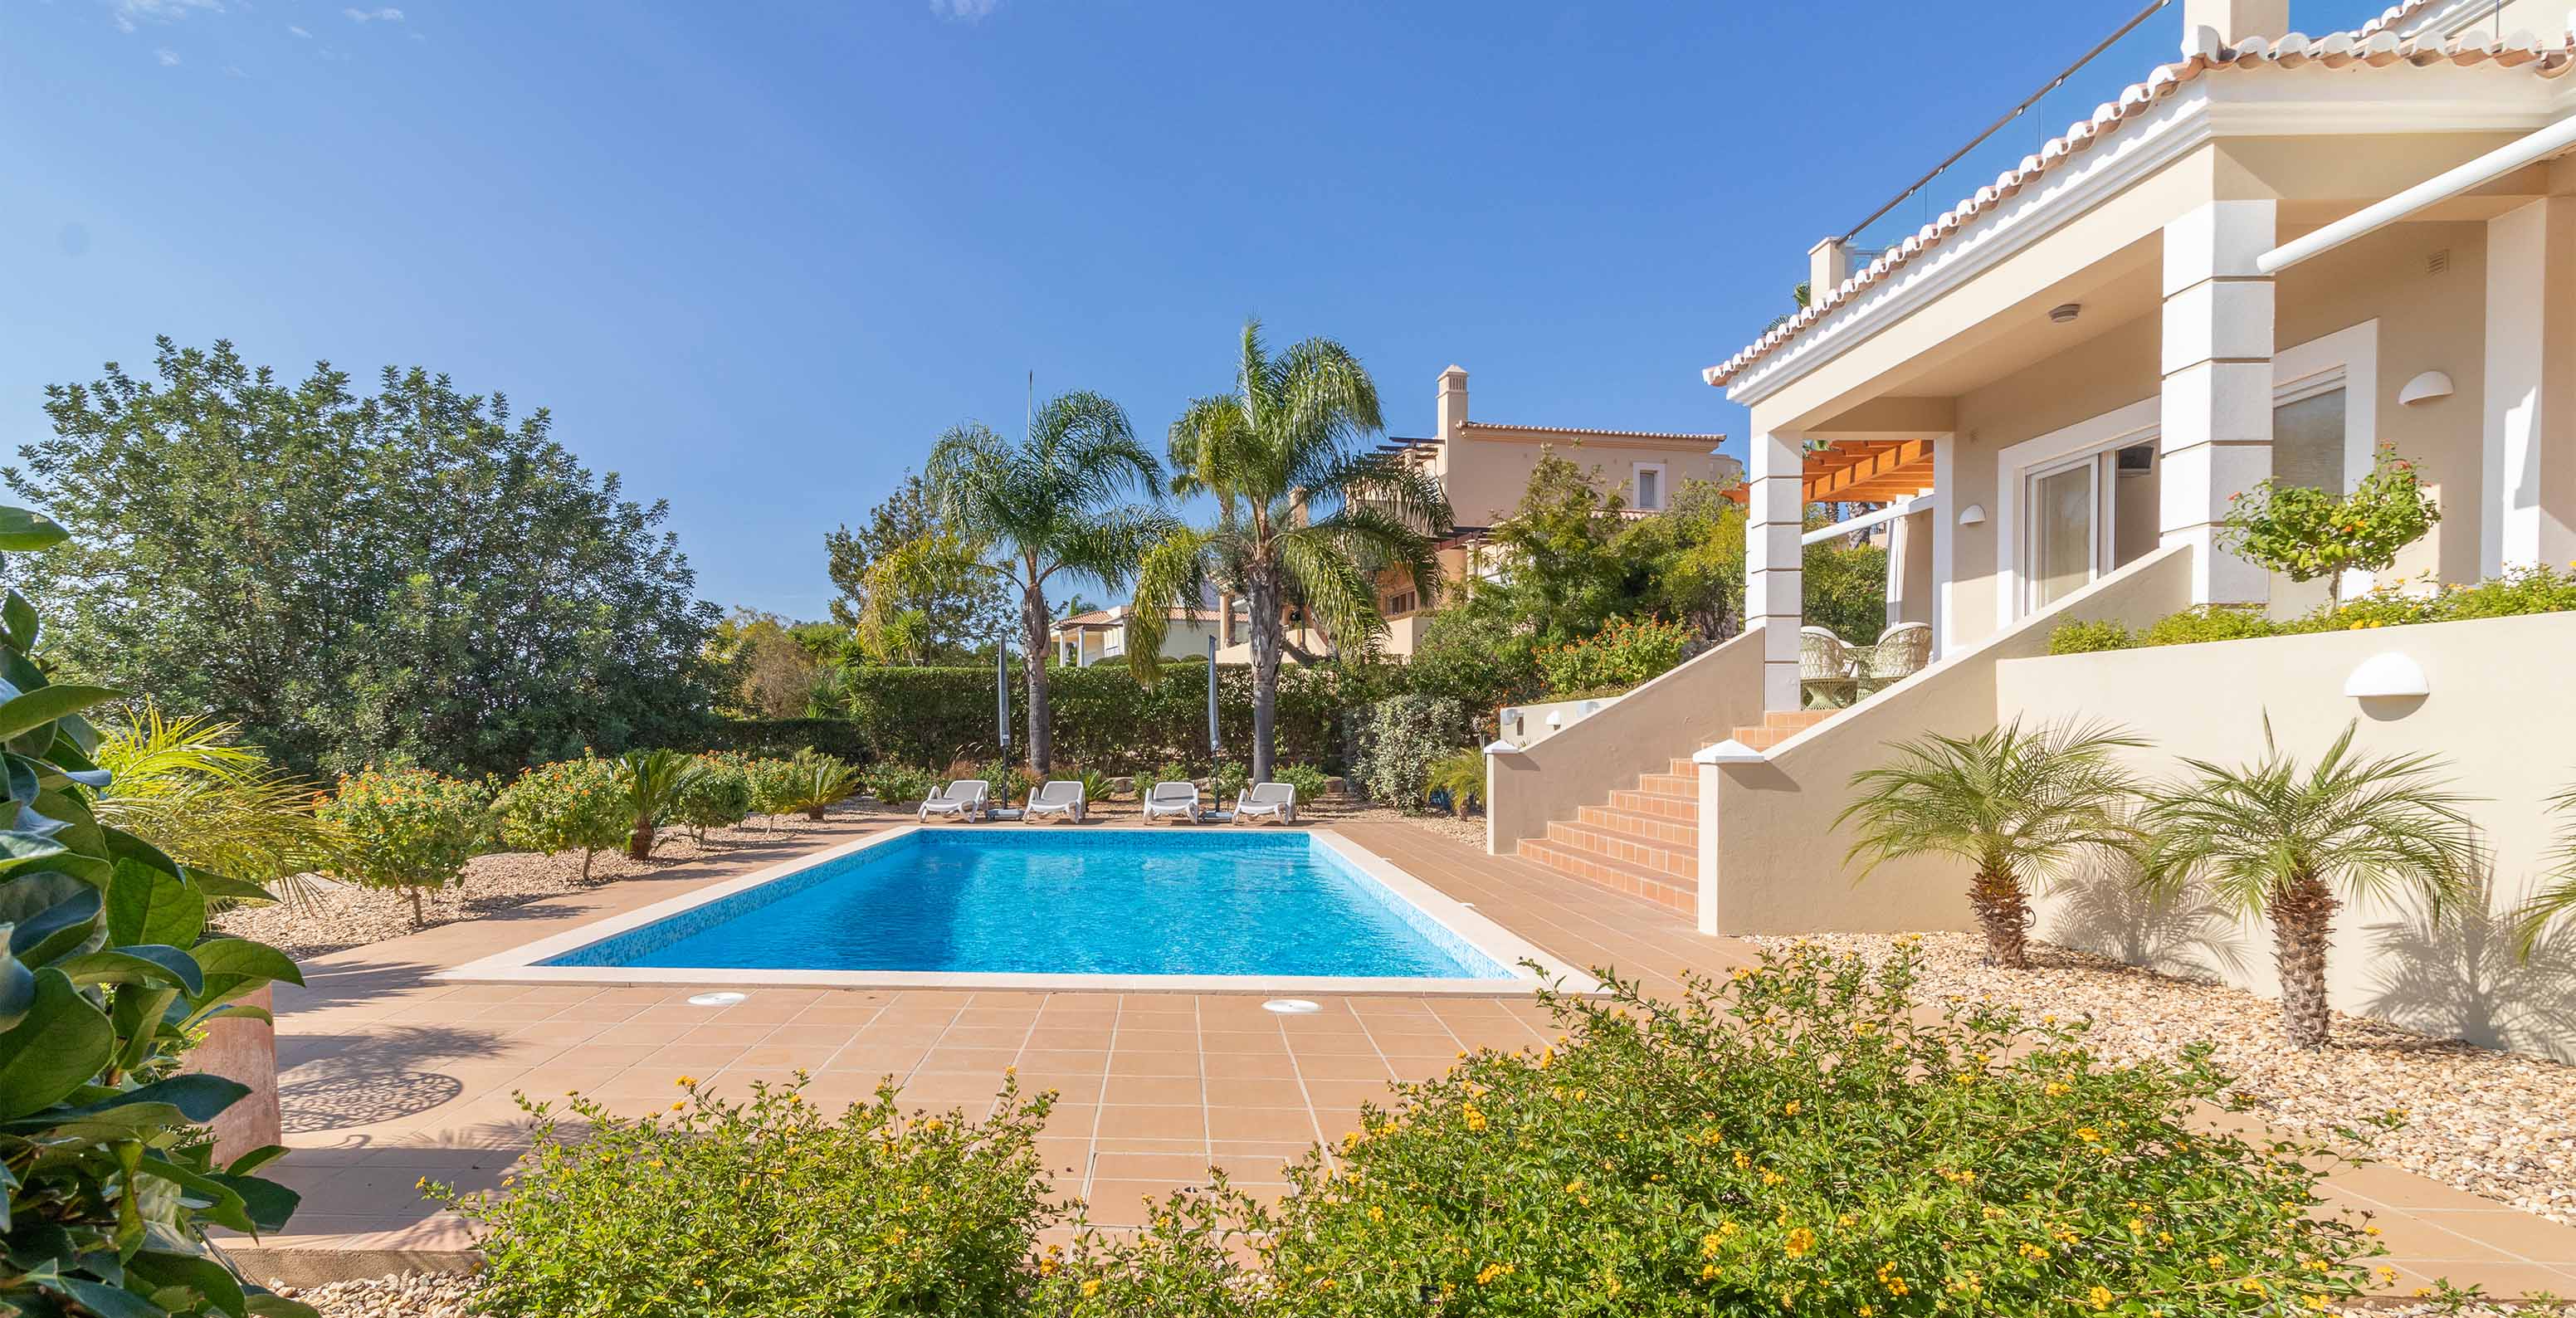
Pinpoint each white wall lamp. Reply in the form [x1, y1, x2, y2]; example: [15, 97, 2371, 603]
[2342, 652, 2430, 699]
[2397, 370, 2454, 407]
[1482, 739, 1524, 757]
[1956, 504, 1987, 527]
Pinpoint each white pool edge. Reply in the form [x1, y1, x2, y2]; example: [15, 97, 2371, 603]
[434, 825, 1605, 998]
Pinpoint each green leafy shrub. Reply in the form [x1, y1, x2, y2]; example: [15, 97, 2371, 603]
[975, 758, 1037, 808]
[1423, 747, 1486, 818]
[1273, 763, 1333, 803]
[739, 754, 805, 825]
[1353, 695, 1475, 811]
[493, 754, 625, 881]
[783, 752, 864, 820]
[1149, 759, 1195, 788]
[320, 766, 493, 925]
[1044, 942, 2383, 1316]
[689, 717, 874, 764]
[0, 505, 315, 1318]
[2044, 619, 2133, 656]
[2136, 605, 2282, 648]
[91, 704, 344, 907]
[861, 761, 939, 808]
[1073, 766, 1120, 803]
[432, 1073, 1059, 1318]
[671, 755, 755, 842]
[2222, 442, 2438, 603]
[1209, 761, 1251, 806]
[1533, 616, 1691, 697]
[818, 662, 1359, 773]
[614, 748, 705, 861]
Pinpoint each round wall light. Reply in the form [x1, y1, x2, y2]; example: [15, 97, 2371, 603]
[2342, 652, 2430, 698]
[2398, 370, 2455, 407]
[1956, 504, 1988, 526]
[2048, 303, 2082, 325]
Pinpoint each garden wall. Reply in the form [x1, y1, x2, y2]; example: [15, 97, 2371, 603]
[1700, 544, 2194, 936]
[1998, 609, 2576, 1061]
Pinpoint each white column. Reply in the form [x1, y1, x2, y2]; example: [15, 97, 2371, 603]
[2159, 199, 2276, 605]
[2484, 197, 2576, 576]
[1930, 436, 1954, 658]
[1746, 428, 1805, 710]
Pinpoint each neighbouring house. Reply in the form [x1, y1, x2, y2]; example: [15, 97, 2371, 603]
[1050, 603, 1244, 668]
[1489, 0, 2576, 1058]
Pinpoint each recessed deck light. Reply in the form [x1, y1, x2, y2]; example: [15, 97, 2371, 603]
[2048, 303, 2082, 324]
[686, 991, 748, 1007]
[1263, 998, 1323, 1014]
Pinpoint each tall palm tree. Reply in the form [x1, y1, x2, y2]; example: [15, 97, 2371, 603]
[868, 392, 1169, 773]
[1838, 718, 2145, 969]
[1129, 320, 1451, 783]
[2515, 783, 2576, 956]
[2137, 720, 2481, 1050]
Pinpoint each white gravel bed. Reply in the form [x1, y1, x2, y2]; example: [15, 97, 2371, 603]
[1754, 931, 2576, 1228]
[213, 813, 846, 963]
[273, 1272, 479, 1318]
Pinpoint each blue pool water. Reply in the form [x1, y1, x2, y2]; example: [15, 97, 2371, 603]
[544, 830, 1514, 979]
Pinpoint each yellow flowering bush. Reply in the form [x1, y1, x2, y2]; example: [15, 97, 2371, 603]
[1044, 943, 2382, 1316]
[492, 753, 624, 880]
[430, 1073, 1059, 1318]
[318, 765, 492, 924]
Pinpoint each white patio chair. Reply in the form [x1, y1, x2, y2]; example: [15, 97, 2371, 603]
[1023, 779, 1085, 823]
[917, 779, 991, 823]
[1798, 627, 1858, 709]
[1233, 782, 1297, 825]
[1141, 780, 1202, 824]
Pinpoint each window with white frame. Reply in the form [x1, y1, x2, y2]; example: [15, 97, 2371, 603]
[1631, 462, 1667, 512]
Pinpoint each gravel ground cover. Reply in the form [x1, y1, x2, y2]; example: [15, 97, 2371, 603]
[1754, 931, 2576, 1230]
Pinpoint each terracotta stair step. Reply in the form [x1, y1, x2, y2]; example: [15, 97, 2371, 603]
[1515, 838, 1695, 914]
[1576, 804, 1699, 849]
[1541, 820, 1696, 881]
[1637, 771, 1695, 796]
[1605, 788, 1696, 822]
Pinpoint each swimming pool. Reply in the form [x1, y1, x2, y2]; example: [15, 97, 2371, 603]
[443, 827, 1586, 993]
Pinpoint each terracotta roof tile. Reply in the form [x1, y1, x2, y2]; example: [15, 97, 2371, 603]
[1704, 14, 2576, 390]
[1458, 421, 1730, 445]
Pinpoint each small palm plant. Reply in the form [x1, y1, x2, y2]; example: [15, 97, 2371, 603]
[1838, 719, 2145, 969]
[92, 705, 344, 908]
[2515, 783, 2576, 956]
[2137, 720, 2481, 1050]
[617, 748, 706, 861]
[781, 755, 863, 821]
[1424, 748, 1485, 818]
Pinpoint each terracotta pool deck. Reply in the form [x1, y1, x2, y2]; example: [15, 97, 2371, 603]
[241, 814, 2576, 1296]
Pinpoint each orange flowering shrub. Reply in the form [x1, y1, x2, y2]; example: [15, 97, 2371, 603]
[319, 766, 491, 922]
[1534, 616, 1691, 697]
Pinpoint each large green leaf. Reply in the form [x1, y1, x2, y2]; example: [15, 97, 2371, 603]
[110, 985, 180, 1074]
[0, 829, 70, 880]
[0, 592, 34, 652]
[9, 882, 105, 968]
[51, 1276, 168, 1318]
[130, 1154, 254, 1233]
[0, 969, 114, 1118]
[105, 860, 202, 950]
[124, 1249, 245, 1317]
[212, 1170, 300, 1235]
[188, 871, 280, 907]
[0, 935, 32, 1031]
[189, 937, 303, 998]
[0, 684, 114, 744]
[53, 946, 202, 995]
[0, 507, 68, 553]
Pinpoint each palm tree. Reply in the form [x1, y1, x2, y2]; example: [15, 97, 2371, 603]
[866, 392, 1171, 773]
[2515, 783, 2576, 956]
[1129, 320, 1451, 783]
[2137, 720, 2481, 1050]
[617, 748, 705, 861]
[1838, 718, 2146, 969]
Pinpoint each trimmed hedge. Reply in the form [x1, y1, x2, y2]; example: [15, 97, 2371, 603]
[688, 716, 875, 764]
[2047, 564, 2576, 656]
[787, 661, 1376, 773]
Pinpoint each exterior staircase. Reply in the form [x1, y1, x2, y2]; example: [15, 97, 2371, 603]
[1514, 709, 1838, 912]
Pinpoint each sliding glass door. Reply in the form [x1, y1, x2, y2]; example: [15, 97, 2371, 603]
[2027, 456, 2100, 612]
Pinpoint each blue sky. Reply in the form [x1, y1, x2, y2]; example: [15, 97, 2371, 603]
[0, 0, 2392, 618]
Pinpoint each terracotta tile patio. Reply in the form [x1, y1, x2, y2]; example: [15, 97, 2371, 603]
[237, 815, 2576, 1297]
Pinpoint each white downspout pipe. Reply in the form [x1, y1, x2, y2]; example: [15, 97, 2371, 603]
[2257, 112, 2576, 274]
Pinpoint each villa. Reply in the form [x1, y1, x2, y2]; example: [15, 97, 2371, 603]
[1489, 0, 2576, 1059]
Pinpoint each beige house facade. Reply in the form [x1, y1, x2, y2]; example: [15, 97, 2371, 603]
[1491, 0, 2576, 1057]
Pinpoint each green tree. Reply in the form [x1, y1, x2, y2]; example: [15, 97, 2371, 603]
[826, 471, 1008, 665]
[2138, 720, 2481, 1049]
[1130, 320, 1450, 783]
[1476, 446, 1633, 647]
[2222, 443, 2440, 606]
[8, 339, 718, 778]
[1840, 718, 2145, 969]
[862, 393, 1171, 773]
[706, 609, 826, 719]
[1614, 476, 1748, 642]
[0, 500, 316, 1317]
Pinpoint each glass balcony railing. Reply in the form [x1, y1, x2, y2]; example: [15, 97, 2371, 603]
[1837, 0, 2440, 268]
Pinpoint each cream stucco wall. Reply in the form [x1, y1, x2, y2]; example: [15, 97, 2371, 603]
[2000, 611, 2576, 1061]
[1437, 435, 1738, 530]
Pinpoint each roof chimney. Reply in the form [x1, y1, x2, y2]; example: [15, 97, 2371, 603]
[2183, 0, 2289, 50]
[1807, 238, 1852, 305]
[1437, 365, 1468, 442]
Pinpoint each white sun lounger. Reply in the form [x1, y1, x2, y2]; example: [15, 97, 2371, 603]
[1141, 780, 1201, 823]
[1023, 779, 1085, 823]
[1233, 782, 1296, 824]
[918, 779, 991, 823]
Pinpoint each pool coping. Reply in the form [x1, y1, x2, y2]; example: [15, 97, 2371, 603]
[432, 824, 1604, 997]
